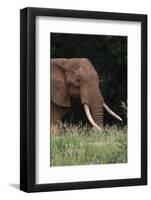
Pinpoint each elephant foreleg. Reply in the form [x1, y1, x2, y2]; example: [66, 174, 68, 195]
[51, 101, 70, 126]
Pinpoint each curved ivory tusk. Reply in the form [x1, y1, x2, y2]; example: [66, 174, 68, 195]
[103, 103, 122, 121]
[84, 104, 102, 131]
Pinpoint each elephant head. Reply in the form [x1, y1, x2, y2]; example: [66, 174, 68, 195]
[51, 58, 122, 130]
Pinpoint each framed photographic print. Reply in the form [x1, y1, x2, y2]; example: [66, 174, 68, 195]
[20, 7, 147, 192]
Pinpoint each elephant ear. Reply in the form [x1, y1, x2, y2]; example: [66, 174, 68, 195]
[51, 60, 71, 107]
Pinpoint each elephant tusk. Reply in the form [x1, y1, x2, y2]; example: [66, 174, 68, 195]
[84, 104, 102, 131]
[103, 103, 122, 121]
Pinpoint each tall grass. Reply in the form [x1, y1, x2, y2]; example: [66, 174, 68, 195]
[50, 124, 127, 166]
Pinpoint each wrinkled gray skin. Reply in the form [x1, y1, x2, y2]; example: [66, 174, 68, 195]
[51, 58, 104, 127]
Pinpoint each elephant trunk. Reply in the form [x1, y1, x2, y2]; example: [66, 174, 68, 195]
[90, 103, 103, 127]
[81, 83, 104, 129]
[88, 86, 104, 127]
[83, 104, 102, 130]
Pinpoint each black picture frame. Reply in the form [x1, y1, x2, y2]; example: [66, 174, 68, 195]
[20, 7, 147, 192]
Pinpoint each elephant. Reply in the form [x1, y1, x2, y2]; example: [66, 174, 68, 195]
[50, 58, 122, 130]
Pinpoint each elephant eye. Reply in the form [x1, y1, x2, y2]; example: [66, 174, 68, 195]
[77, 77, 80, 82]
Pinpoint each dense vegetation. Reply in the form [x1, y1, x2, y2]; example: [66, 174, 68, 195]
[51, 33, 127, 126]
[51, 125, 127, 166]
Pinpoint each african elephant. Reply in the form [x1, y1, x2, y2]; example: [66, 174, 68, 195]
[51, 58, 122, 130]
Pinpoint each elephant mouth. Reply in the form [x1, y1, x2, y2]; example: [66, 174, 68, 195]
[83, 103, 122, 131]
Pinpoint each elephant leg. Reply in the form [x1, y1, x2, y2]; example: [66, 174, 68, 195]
[51, 101, 70, 126]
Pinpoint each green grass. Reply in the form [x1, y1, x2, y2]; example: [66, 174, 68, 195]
[50, 125, 127, 166]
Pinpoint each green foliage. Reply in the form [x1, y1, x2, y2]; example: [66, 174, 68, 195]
[51, 33, 127, 126]
[120, 101, 127, 124]
[50, 125, 127, 166]
[121, 101, 127, 116]
[121, 101, 127, 112]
